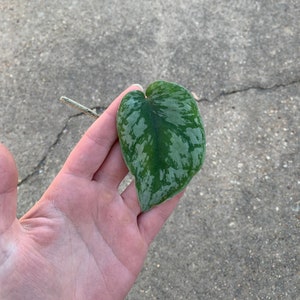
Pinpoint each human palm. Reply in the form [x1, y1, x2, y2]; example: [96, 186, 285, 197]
[0, 85, 183, 300]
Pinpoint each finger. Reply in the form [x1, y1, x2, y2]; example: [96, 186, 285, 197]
[92, 141, 128, 189]
[0, 144, 18, 233]
[62, 84, 143, 179]
[121, 181, 141, 216]
[137, 191, 185, 245]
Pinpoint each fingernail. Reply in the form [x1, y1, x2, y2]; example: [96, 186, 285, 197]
[132, 83, 144, 91]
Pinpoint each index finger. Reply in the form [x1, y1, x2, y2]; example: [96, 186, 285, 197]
[62, 84, 143, 179]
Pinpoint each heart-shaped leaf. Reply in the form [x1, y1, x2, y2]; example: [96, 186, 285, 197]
[117, 80, 206, 211]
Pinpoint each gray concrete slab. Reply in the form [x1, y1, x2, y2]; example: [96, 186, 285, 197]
[1, 0, 299, 299]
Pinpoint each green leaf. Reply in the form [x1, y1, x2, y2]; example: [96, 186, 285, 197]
[117, 80, 206, 212]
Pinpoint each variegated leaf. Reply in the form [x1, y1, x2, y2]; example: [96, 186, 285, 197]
[117, 81, 206, 211]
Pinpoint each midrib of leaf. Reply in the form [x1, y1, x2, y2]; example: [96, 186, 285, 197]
[144, 99, 166, 192]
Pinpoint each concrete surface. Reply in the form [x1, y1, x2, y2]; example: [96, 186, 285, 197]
[1, 0, 299, 299]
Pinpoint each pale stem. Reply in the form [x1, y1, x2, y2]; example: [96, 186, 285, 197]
[59, 96, 99, 119]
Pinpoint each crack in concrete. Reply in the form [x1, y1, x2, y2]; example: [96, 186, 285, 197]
[197, 77, 300, 102]
[17, 77, 300, 187]
[219, 78, 300, 97]
[17, 105, 106, 187]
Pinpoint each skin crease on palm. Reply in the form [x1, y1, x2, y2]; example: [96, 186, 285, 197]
[0, 84, 184, 300]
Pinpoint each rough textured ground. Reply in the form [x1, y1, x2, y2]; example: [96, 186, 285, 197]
[1, 1, 299, 299]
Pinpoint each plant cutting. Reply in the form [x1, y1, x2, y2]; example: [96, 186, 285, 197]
[60, 80, 206, 212]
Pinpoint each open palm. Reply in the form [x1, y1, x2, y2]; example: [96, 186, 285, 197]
[0, 85, 183, 300]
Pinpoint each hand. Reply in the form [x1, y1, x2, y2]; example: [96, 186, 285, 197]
[0, 85, 184, 300]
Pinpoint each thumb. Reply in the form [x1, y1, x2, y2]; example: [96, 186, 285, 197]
[0, 143, 18, 233]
